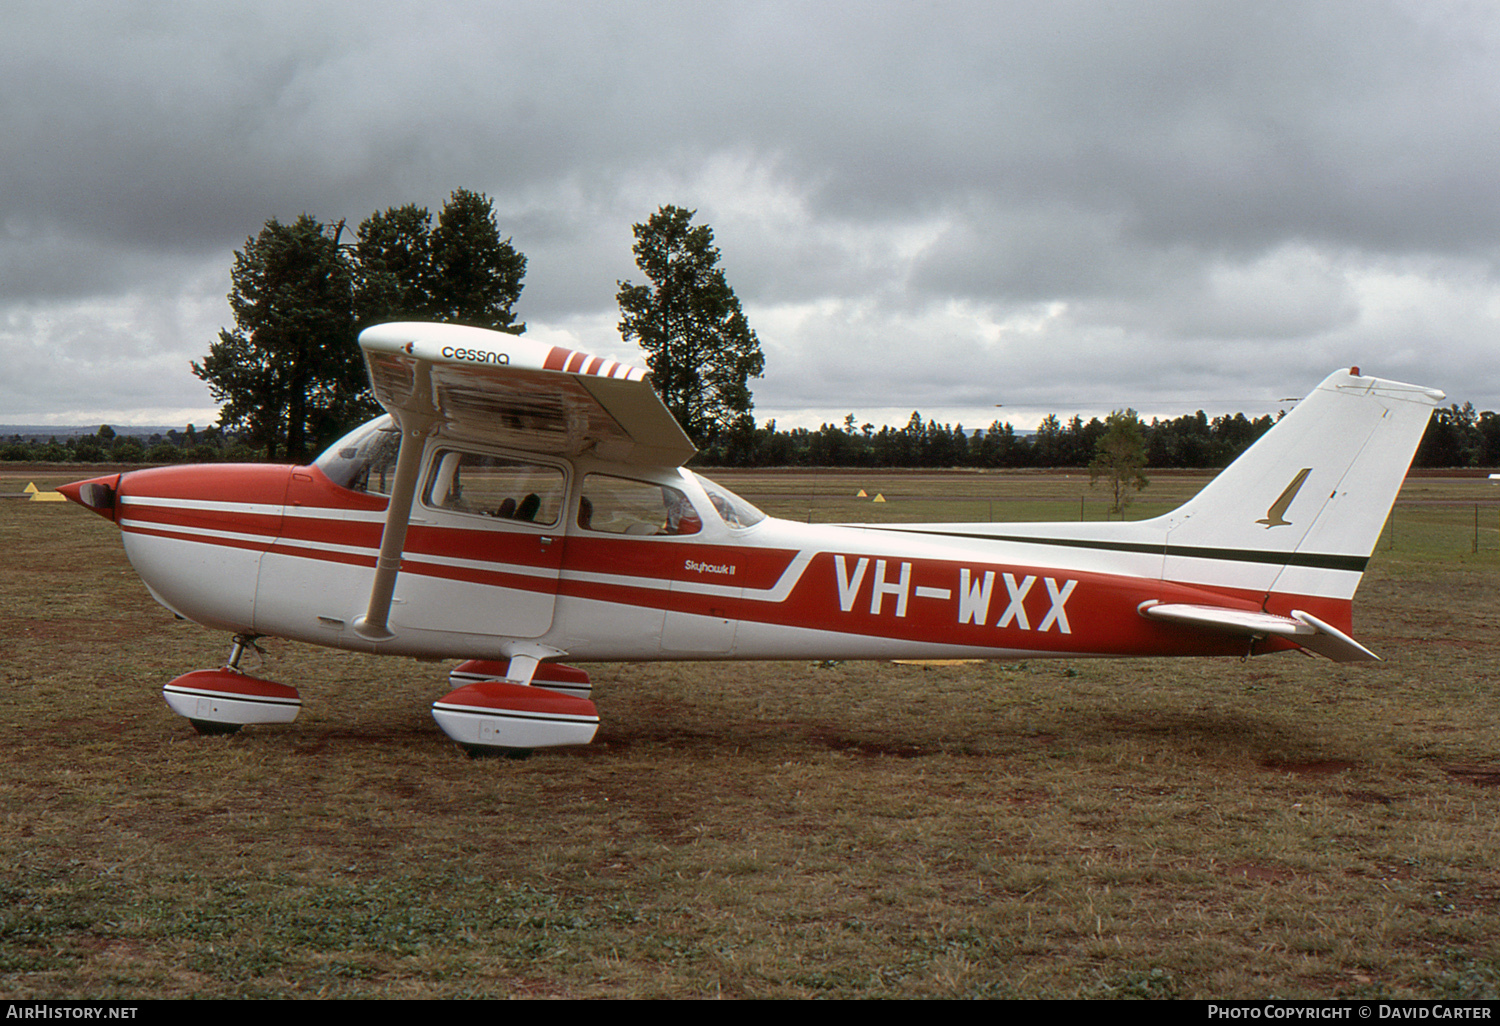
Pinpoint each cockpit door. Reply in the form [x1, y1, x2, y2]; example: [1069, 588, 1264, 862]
[392, 447, 568, 639]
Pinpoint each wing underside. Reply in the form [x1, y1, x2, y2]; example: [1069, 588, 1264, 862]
[361, 322, 695, 467]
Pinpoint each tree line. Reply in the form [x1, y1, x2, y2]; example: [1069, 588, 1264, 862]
[1, 424, 255, 464]
[8, 399, 1498, 471]
[694, 407, 1281, 469]
[692, 399, 1500, 471]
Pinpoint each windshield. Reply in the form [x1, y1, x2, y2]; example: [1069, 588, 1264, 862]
[692, 473, 767, 529]
[314, 416, 401, 494]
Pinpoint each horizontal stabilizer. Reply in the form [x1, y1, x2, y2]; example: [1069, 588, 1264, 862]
[1139, 602, 1380, 663]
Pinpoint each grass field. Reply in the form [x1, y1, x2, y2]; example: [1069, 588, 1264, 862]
[2, 467, 1499, 999]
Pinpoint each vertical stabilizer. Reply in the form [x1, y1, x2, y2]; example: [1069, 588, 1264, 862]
[1156, 368, 1444, 602]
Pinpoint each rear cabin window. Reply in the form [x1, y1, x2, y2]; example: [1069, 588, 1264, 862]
[578, 474, 702, 536]
[425, 450, 565, 526]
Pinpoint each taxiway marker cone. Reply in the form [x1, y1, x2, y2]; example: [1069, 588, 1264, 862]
[24, 482, 65, 502]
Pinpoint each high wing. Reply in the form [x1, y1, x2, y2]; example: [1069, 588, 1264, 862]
[359, 321, 694, 467]
[353, 322, 693, 641]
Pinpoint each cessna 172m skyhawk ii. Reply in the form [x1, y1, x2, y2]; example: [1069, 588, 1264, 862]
[61, 323, 1444, 755]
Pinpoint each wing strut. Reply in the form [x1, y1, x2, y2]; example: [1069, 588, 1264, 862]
[355, 363, 439, 641]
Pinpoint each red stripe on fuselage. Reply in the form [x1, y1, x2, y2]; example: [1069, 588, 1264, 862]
[747, 551, 1246, 656]
[123, 522, 278, 555]
[276, 513, 384, 550]
[122, 503, 282, 540]
[265, 541, 376, 569]
[555, 545, 1346, 658]
[405, 524, 563, 570]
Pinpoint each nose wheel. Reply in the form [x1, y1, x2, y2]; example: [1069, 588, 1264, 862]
[162, 635, 302, 736]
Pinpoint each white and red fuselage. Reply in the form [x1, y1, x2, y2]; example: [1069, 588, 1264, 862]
[74, 454, 1344, 668]
[59, 322, 1445, 749]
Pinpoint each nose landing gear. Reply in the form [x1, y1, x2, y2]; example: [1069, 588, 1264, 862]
[162, 634, 301, 736]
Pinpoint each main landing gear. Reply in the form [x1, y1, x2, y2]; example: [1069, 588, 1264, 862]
[433, 659, 599, 758]
[161, 634, 302, 736]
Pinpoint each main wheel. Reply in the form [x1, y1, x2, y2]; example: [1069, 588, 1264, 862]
[188, 719, 242, 737]
[462, 744, 533, 760]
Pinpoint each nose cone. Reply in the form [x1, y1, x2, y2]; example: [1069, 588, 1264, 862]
[58, 473, 122, 522]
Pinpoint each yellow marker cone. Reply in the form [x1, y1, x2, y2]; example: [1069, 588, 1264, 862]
[872, 493, 886, 503]
[856, 489, 867, 497]
[24, 482, 66, 502]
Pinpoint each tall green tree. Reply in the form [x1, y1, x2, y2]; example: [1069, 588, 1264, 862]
[1090, 408, 1150, 515]
[193, 215, 375, 461]
[426, 189, 527, 332]
[354, 203, 433, 327]
[617, 206, 764, 446]
[197, 190, 528, 462]
[355, 189, 527, 333]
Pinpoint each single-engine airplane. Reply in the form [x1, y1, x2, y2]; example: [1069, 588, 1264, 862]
[61, 323, 1444, 755]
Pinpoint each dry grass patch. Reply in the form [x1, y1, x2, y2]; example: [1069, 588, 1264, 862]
[3, 469, 1499, 997]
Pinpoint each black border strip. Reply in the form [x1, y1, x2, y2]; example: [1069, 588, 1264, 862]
[863, 526, 1370, 573]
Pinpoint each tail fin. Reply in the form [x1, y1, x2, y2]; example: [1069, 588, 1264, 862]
[875, 366, 1442, 661]
[1155, 367, 1444, 604]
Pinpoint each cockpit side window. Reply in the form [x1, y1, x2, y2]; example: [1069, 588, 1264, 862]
[425, 450, 565, 526]
[578, 474, 702, 536]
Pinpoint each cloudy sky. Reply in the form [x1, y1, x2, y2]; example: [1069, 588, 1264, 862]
[3, 0, 1498, 434]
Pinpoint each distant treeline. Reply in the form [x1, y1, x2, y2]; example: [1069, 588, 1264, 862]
[0, 424, 260, 465]
[689, 410, 1278, 469]
[695, 400, 1500, 469]
[693, 402, 1500, 470]
[5, 401, 1497, 470]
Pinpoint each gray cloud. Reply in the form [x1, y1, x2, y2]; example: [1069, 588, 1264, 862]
[1, 0, 1496, 429]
